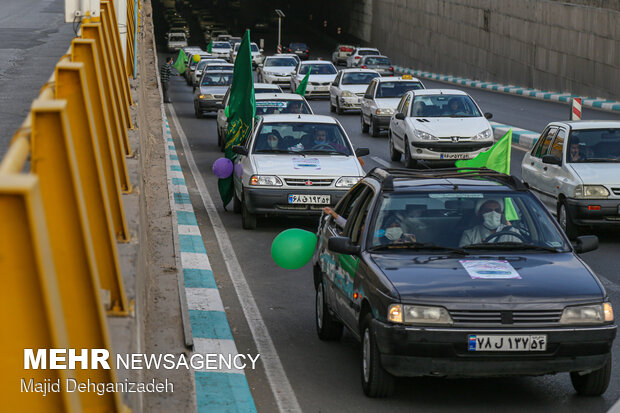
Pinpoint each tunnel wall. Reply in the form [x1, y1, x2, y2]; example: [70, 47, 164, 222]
[347, 0, 619, 100]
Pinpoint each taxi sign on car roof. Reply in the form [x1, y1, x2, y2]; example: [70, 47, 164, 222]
[401, 74, 413, 79]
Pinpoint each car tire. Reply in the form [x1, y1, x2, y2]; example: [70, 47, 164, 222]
[361, 114, 369, 134]
[404, 138, 417, 168]
[336, 100, 344, 115]
[233, 189, 242, 214]
[330, 99, 336, 113]
[217, 128, 222, 147]
[241, 197, 257, 230]
[558, 199, 579, 239]
[361, 313, 395, 398]
[194, 105, 202, 119]
[315, 280, 343, 341]
[371, 117, 380, 137]
[389, 132, 401, 161]
[570, 356, 611, 396]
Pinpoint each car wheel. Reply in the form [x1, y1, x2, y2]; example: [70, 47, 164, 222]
[194, 105, 202, 119]
[336, 100, 344, 115]
[241, 197, 257, 229]
[233, 189, 242, 214]
[360, 313, 395, 397]
[371, 117, 380, 137]
[217, 128, 222, 147]
[404, 138, 417, 168]
[570, 355, 611, 396]
[315, 280, 343, 341]
[558, 199, 579, 239]
[330, 99, 336, 113]
[389, 132, 401, 161]
[361, 114, 369, 133]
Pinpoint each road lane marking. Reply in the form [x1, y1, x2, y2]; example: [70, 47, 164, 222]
[371, 156, 391, 167]
[168, 105, 302, 413]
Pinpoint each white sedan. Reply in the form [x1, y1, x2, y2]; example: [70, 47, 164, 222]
[388, 89, 494, 168]
[346, 47, 380, 67]
[329, 68, 380, 114]
[257, 55, 299, 87]
[209, 41, 232, 60]
[290, 61, 338, 98]
[231, 114, 369, 229]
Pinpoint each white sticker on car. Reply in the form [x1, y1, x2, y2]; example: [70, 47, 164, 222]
[460, 260, 521, 280]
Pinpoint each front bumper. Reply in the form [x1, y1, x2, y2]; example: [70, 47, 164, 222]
[373, 115, 392, 128]
[243, 187, 348, 215]
[373, 319, 617, 378]
[566, 198, 620, 227]
[263, 75, 291, 85]
[196, 99, 222, 112]
[408, 140, 493, 161]
[339, 96, 363, 109]
[305, 85, 331, 97]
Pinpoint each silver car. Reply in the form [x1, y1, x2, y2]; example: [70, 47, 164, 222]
[193, 71, 233, 118]
[257, 55, 298, 87]
[359, 55, 394, 76]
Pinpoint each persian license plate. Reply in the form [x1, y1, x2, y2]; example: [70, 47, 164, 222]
[440, 153, 470, 159]
[468, 334, 547, 352]
[288, 194, 330, 204]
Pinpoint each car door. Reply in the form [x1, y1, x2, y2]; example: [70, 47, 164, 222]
[361, 80, 377, 124]
[234, 121, 259, 200]
[391, 94, 411, 151]
[217, 89, 231, 136]
[330, 72, 343, 106]
[524, 127, 557, 207]
[539, 127, 568, 203]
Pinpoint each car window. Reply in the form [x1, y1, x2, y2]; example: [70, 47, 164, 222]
[250, 43, 259, 52]
[533, 128, 557, 158]
[341, 72, 380, 85]
[402, 95, 411, 116]
[364, 57, 390, 65]
[264, 57, 297, 67]
[299, 64, 337, 75]
[548, 129, 566, 160]
[255, 100, 312, 115]
[169, 35, 185, 42]
[568, 128, 620, 163]
[204, 65, 233, 72]
[201, 72, 233, 86]
[408, 94, 481, 117]
[367, 192, 570, 251]
[333, 72, 342, 86]
[376, 81, 424, 98]
[335, 185, 369, 228]
[252, 122, 353, 155]
[359, 49, 379, 56]
[213, 42, 231, 49]
[348, 189, 374, 245]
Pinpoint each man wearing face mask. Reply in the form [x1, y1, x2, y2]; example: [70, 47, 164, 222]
[377, 214, 416, 245]
[459, 199, 521, 247]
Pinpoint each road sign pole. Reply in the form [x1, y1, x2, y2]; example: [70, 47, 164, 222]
[278, 17, 281, 53]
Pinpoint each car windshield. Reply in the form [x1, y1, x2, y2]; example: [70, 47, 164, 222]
[255, 100, 312, 115]
[254, 87, 281, 93]
[568, 128, 620, 163]
[411, 95, 482, 117]
[358, 49, 379, 56]
[364, 56, 390, 65]
[265, 57, 297, 67]
[213, 42, 230, 49]
[201, 73, 233, 86]
[253, 122, 353, 155]
[342, 72, 380, 85]
[375, 81, 424, 98]
[367, 192, 570, 251]
[204, 65, 233, 72]
[299, 64, 337, 75]
[250, 44, 259, 52]
[170, 35, 185, 42]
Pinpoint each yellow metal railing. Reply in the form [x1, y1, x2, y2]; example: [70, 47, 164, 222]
[1, 1, 139, 411]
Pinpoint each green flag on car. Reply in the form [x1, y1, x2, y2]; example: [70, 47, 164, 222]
[295, 67, 311, 96]
[218, 30, 256, 206]
[173, 49, 188, 74]
[207, 40, 213, 53]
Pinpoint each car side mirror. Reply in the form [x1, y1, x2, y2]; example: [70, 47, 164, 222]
[355, 147, 370, 157]
[259, 48, 264, 53]
[232, 145, 248, 156]
[328, 236, 361, 255]
[542, 154, 561, 166]
[258, 63, 263, 68]
[395, 112, 406, 120]
[573, 235, 598, 253]
[484, 112, 493, 119]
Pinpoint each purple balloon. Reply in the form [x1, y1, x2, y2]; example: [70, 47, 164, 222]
[234, 162, 243, 178]
[213, 157, 233, 178]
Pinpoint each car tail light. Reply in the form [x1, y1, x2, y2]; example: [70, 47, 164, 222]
[389, 66, 394, 71]
[341, 47, 353, 52]
[361, 65, 367, 68]
[355, 56, 361, 59]
[305, 49, 309, 53]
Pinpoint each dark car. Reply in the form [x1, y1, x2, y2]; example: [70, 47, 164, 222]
[287, 42, 309, 60]
[193, 70, 233, 117]
[313, 167, 616, 397]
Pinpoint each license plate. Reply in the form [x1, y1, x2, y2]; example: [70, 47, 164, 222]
[440, 153, 470, 159]
[288, 194, 330, 204]
[468, 334, 547, 352]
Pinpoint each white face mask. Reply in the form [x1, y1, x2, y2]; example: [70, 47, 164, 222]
[482, 211, 502, 230]
[268, 138, 278, 148]
[385, 227, 403, 241]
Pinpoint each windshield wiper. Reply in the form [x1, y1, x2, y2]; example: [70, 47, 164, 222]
[462, 242, 561, 252]
[581, 158, 619, 163]
[255, 149, 297, 154]
[368, 242, 469, 255]
[301, 150, 348, 156]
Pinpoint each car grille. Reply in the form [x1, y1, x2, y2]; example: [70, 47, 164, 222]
[214, 94, 224, 99]
[284, 178, 333, 186]
[449, 310, 563, 325]
[355, 92, 365, 97]
[611, 187, 620, 196]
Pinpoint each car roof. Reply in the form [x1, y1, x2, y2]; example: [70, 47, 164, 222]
[411, 89, 469, 96]
[356, 47, 379, 51]
[338, 68, 381, 74]
[373, 75, 422, 83]
[254, 83, 282, 89]
[548, 120, 620, 130]
[261, 114, 338, 124]
[255, 93, 305, 101]
[361, 54, 389, 60]
[301, 60, 334, 65]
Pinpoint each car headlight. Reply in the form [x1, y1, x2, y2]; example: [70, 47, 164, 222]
[341, 90, 356, 98]
[199, 94, 214, 100]
[376, 108, 394, 115]
[250, 175, 282, 186]
[413, 130, 438, 140]
[474, 128, 493, 140]
[335, 176, 360, 188]
[560, 303, 613, 325]
[388, 304, 453, 325]
[574, 185, 609, 199]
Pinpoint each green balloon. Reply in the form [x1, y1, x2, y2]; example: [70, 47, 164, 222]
[271, 229, 318, 270]
[225, 106, 230, 118]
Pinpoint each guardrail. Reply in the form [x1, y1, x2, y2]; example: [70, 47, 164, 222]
[1, 1, 139, 411]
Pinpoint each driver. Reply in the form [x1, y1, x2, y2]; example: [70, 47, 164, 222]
[312, 128, 330, 148]
[459, 199, 521, 247]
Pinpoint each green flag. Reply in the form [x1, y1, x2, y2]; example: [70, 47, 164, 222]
[295, 67, 311, 96]
[207, 40, 213, 53]
[173, 49, 188, 74]
[218, 30, 256, 206]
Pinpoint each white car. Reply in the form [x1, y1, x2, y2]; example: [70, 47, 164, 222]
[231, 114, 369, 229]
[346, 47, 380, 68]
[217, 92, 312, 150]
[167, 33, 187, 52]
[257, 55, 299, 87]
[329, 69, 380, 114]
[192, 59, 228, 86]
[388, 89, 494, 168]
[230, 42, 264, 67]
[209, 41, 232, 60]
[331, 44, 355, 65]
[360, 75, 425, 137]
[290, 61, 338, 98]
[521, 120, 620, 238]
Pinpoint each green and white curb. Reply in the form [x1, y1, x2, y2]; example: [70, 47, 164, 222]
[395, 66, 620, 113]
[490, 121, 539, 151]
